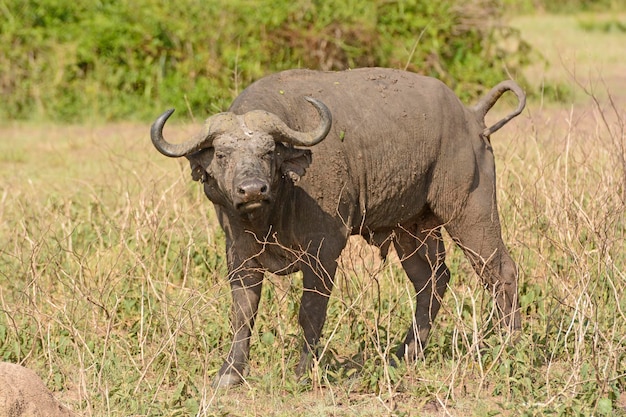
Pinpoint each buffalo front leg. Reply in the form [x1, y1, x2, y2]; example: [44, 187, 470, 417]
[215, 270, 264, 388]
[393, 223, 450, 361]
[295, 257, 337, 377]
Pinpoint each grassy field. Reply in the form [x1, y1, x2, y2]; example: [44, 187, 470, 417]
[0, 13, 625, 417]
[510, 12, 626, 105]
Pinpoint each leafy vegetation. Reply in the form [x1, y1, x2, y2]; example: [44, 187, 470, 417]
[0, 0, 531, 122]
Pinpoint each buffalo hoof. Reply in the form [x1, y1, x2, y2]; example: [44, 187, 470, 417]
[295, 351, 315, 379]
[213, 372, 244, 388]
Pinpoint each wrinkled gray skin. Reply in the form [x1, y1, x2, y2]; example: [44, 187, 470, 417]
[150, 68, 526, 388]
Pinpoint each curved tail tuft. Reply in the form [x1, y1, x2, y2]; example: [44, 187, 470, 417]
[472, 80, 526, 137]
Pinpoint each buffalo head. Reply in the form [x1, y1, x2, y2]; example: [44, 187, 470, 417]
[151, 97, 332, 214]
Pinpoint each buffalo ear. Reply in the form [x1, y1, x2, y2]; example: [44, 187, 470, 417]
[277, 144, 312, 183]
[186, 150, 213, 183]
[190, 162, 206, 182]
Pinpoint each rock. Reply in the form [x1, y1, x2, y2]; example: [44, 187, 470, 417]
[0, 362, 73, 417]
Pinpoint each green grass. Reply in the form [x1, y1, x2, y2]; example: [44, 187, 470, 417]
[1, 12, 625, 417]
[511, 12, 626, 104]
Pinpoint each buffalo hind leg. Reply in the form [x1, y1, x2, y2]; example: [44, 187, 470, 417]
[295, 256, 337, 378]
[393, 222, 450, 361]
[215, 270, 264, 388]
[443, 192, 521, 333]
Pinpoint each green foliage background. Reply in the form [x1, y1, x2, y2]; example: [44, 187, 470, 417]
[1, 0, 536, 122]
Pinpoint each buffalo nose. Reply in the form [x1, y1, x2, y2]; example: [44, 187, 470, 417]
[236, 178, 269, 200]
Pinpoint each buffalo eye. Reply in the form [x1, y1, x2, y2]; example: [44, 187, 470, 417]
[215, 151, 227, 161]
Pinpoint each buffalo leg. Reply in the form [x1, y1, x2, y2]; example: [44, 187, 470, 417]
[393, 223, 450, 360]
[295, 256, 337, 377]
[215, 270, 264, 387]
[444, 189, 521, 332]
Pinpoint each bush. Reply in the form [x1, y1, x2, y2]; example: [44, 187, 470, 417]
[0, 0, 531, 122]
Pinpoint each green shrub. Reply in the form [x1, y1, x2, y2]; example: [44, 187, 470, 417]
[0, 0, 531, 122]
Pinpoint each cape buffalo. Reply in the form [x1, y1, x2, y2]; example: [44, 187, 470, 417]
[150, 67, 526, 387]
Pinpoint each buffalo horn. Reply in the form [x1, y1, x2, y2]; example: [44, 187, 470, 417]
[248, 97, 332, 147]
[151, 97, 332, 157]
[150, 109, 227, 158]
